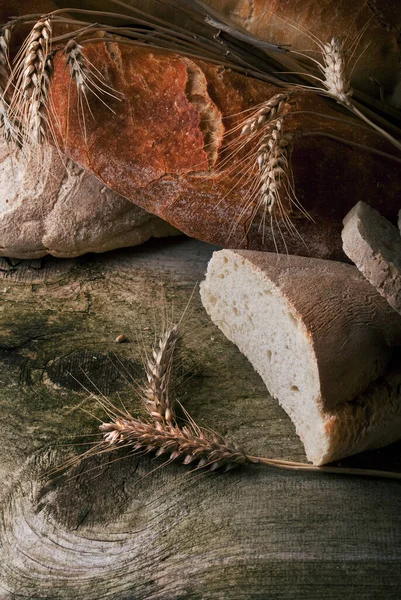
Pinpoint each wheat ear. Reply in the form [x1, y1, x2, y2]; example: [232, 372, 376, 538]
[100, 416, 247, 472]
[320, 37, 401, 152]
[239, 93, 292, 136]
[0, 27, 11, 89]
[64, 39, 91, 95]
[0, 26, 24, 148]
[257, 118, 293, 217]
[143, 325, 179, 426]
[15, 17, 53, 144]
[321, 38, 353, 105]
[28, 51, 54, 144]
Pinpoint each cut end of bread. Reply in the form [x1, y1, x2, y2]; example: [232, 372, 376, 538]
[342, 201, 401, 315]
[201, 249, 401, 465]
[200, 250, 330, 464]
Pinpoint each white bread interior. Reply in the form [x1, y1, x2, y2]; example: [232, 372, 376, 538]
[342, 201, 401, 315]
[200, 250, 401, 465]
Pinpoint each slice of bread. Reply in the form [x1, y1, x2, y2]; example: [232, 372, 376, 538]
[200, 250, 401, 465]
[342, 201, 401, 315]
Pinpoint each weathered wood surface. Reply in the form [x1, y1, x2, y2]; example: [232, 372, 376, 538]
[0, 237, 400, 600]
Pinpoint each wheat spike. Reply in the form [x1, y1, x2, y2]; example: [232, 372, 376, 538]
[64, 39, 91, 94]
[21, 18, 52, 101]
[100, 415, 247, 472]
[240, 93, 292, 136]
[28, 51, 54, 144]
[0, 104, 23, 148]
[0, 27, 11, 90]
[0, 26, 23, 148]
[15, 18, 53, 144]
[143, 325, 179, 426]
[321, 37, 352, 104]
[257, 118, 293, 216]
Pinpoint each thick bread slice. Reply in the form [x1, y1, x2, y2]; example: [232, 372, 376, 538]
[342, 201, 401, 315]
[200, 250, 401, 465]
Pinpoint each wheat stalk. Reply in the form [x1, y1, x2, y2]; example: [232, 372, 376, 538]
[143, 325, 179, 426]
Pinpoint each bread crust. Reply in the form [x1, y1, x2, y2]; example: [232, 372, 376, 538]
[49, 42, 401, 258]
[0, 141, 178, 258]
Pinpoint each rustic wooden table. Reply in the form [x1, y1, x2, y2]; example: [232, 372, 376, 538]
[0, 237, 400, 599]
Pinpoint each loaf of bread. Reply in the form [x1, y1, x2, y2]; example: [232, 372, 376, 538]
[0, 141, 179, 258]
[342, 201, 401, 315]
[200, 250, 401, 464]
[47, 42, 401, 259]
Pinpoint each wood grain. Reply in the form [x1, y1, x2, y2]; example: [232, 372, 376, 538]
[0, 238, 400, 599]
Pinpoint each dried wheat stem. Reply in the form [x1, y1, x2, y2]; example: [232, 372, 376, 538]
[240, 93, 291, 136]
[100, 415, 247, 471]
[257, 118, 293, 215]
[247, 456, 401, 481]
[143, 325, 180, 425]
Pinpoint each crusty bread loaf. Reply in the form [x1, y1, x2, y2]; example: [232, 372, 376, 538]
[0, 141, 179, 258]
[342, 201, 401, 315]
[48, 42, 401, 259]
[200, 249, 401, 464]
[203, 0, 401, 102]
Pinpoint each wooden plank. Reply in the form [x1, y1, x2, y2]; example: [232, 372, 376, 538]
[0, 237, 400, 599]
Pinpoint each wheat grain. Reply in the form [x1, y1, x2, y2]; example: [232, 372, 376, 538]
[143, 325, 179, 426]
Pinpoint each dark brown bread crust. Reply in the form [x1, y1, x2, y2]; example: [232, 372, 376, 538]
[49, 42, 401, 258]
